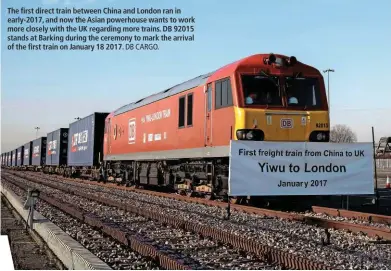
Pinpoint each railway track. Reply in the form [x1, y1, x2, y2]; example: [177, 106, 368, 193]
[2, 181, 164, 270]
[18, 171, 391, 237]
[307, 206, 391, 226]
[4, 170, 391, 269]
[1, 194, 61, 270]
[2, 173, 312, 270]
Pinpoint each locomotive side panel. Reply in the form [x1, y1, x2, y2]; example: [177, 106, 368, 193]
[106, 85, 206, 160]
[207, 76, 236, 148]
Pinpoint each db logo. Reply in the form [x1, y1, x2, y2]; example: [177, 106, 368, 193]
[128, 118, 136, 144]
[280, 118, 293, 129]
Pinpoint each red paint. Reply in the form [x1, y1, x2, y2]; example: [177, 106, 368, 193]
[104, 53, 327, 159]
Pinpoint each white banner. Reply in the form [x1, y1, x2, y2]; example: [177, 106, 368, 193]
[229, 141, 374, 196]
[0, 236, 14, 270]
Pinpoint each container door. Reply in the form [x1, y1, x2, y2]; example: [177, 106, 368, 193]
[204, 83, 213, 146]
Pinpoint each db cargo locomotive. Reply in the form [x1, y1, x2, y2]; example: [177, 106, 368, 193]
[2, 53, 331, 201]
[102, 53, 330, 199]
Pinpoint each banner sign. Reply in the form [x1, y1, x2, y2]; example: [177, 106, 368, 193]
[228, 141, 374, 196]
[0, 236, 14, 270]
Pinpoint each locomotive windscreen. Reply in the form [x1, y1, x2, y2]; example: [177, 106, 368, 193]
[242, 75, 282, 106]
[285, 77, 322, 109]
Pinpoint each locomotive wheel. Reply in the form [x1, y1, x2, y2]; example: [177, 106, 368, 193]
[204, 193, 215, 200]
[186, 191, 194, 197]
[229, 197, 239, 204]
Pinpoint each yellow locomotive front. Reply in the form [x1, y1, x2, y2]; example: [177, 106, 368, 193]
[233, 54, 329, 142]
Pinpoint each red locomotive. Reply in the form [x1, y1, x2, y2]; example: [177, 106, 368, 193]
[102, 53, 330, 199]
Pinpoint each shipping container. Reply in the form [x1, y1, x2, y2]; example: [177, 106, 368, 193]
[68, 112, 109, 166]
[7, 152, 10, 166]
[46, 128, 69, 166]
[16, 146, 24, 166]
[12, 150, 17, 166]
[23, 141, 33, 166]
[1, 153, 3, 165]
[32, 137, 47, 166]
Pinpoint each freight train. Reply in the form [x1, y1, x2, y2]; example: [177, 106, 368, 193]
[2, 53, 335, 202]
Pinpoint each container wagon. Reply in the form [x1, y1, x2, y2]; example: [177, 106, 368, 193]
[12, 150, 17, 167]
[7, 152, 11, 167]
[45, 128, 69, 174]
[23, 141, 33, 170]
[65, 112, 108, 179]
[32, 137, 47, 170]
[16, 146, 24, 169]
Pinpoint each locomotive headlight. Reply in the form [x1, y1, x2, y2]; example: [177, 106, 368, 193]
[317, 133, 325, 141]
[246, 131, 254, 140]
[289, 56, 297, 66]
[236, 129, 264, 141]
[309, 131, 329, 142]
[263, 53, 276, 65]
[236, 130, 246, 139]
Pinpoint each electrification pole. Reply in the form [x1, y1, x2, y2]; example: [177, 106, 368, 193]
[323, 69, 334, 122]
[34, 127, 40, 139]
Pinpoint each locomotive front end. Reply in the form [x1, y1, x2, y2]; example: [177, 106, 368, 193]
[234, 54, 330, 143]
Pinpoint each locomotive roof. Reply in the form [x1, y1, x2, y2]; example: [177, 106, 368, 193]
[113, 53, 317, 116]
[114, 71, 215, 116]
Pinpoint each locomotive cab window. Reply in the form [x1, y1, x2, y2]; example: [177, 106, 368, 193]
[207, 83, 212, 112]
[285, 77, 322, 109]
[215, 78, 233, 109]
[242, 75, 282, 106]
[187, 93, 193, 126]
[178, 93, 194, 128]
[178, 96, 186, 128]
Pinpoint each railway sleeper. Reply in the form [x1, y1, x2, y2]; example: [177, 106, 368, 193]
[4, 177, 191, 270]
[4, 172, 333, 270]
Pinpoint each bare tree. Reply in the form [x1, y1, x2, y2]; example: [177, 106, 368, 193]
[330, 124, 358, 143]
